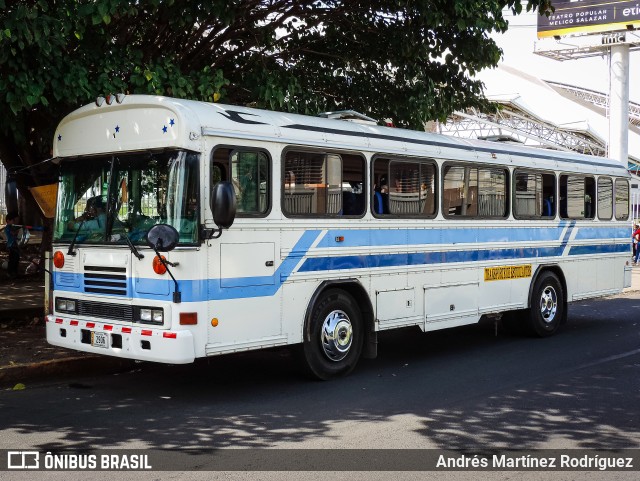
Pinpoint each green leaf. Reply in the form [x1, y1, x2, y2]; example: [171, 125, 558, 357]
[9, 101, 21, 115]
[97, 3, 108, 17]
[4, 29, 11, 39]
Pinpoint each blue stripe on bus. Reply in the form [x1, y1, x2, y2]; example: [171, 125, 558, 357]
[318, 226, 567, 247]
[560, 220, 576, 251]
[53, 230, 322, 302]
[573, 226, 631, 240]
[54, 240, 630, 303]
[569, 244, 631, 256]
[52, 226, 630, 302]
[298, 242, 629, 273]
[317, 223, 628, 248]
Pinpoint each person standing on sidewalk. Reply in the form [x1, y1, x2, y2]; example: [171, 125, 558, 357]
[633, 224, 640, 266]
[4, 212, 21, 279]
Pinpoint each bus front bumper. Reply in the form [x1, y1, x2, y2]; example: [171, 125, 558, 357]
[46, 315, 195, 364]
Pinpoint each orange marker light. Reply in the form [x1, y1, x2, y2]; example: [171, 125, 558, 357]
[53, 251, 65, 269]
[211, 318, 219, 327]
[152, 255, 167, 275]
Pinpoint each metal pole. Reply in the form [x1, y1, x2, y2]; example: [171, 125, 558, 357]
[608, 44, 630, 163]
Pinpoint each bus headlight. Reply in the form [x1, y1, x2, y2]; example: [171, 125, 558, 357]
[55, 298, 77, 313]
[135, 307, 164, 325]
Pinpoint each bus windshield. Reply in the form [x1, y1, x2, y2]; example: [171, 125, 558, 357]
[53, 150, 200, 246]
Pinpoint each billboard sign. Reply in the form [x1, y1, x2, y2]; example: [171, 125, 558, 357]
[537, 1, 640, 39]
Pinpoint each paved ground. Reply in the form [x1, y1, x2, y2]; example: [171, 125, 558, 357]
[1, 261, 639, 388]
[0, 272, 132, 387]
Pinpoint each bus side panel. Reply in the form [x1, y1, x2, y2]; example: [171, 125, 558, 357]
[205, 226, 285, 354]
[425, 265, 479, 329]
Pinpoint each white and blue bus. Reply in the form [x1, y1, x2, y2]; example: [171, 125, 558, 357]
[46, 95, 632, 379]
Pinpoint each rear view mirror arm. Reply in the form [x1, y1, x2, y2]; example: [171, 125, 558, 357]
[151, 240, 181, 303]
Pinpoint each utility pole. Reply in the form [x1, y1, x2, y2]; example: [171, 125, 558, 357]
[609, 43, 630, 163]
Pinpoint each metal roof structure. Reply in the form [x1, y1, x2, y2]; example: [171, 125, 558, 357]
[439, 65, 640, 173]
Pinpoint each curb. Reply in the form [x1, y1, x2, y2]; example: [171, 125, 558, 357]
[0, 355, 136, 388]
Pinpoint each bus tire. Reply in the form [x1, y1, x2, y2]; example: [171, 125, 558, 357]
[527, 271, 564, 337]
[303, 289, 363, 380]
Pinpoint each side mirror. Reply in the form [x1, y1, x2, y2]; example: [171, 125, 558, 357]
[146, 224, 179, 252]
[211, 181, 236, 229]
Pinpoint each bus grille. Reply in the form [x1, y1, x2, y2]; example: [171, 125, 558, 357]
[77, 300, 134, 322]
[83, 265, 128, 296]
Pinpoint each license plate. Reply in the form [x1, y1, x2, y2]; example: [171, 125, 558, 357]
[91, 331, 109, 349]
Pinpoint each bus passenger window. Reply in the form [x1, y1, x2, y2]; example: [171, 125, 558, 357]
[443, 164, 506, 218]
[514, 171, 555, 219]
[443, 165, 477, 216]
[283, 151, 364, 217]
[373, 157, 436, 217]
[597, 177, 613, 220]
[560, 175, 595, 219]
[615, 178, 630, 220]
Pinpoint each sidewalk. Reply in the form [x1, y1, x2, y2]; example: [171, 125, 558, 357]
[1, 266, 639, 388]
[0, 275, 133, 387]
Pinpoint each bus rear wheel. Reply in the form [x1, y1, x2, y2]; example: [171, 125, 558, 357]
[303, 289, 363, 380]
[528, 271, 564, 337]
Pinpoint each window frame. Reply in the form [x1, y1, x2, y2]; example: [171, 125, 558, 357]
[209, 144, 272, 218]
[281, 146, 367, 219]
[614, 177, 630, 221]
[559, 173, 596, 220]
[370, 154, 438, 219]
[441, 161, 509, 220]
[596, 176, 614, 221]
[512, 168, 557, 220]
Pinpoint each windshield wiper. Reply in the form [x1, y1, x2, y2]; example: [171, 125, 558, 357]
[121, 230, 144, 260]
[67, 220, 86, 256]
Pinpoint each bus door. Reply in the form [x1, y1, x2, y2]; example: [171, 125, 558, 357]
[207, 148, 284, 346]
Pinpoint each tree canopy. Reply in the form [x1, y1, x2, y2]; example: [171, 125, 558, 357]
[0, 0, 552, 215]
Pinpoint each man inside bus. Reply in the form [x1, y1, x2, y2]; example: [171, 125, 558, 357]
[67, 195, 107, 232]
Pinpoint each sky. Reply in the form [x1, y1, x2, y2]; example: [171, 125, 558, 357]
[490, 9, 640, 102]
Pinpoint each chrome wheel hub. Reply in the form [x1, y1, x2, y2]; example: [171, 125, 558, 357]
[540, 285, 558, 324]
[320, 309, 353, 362]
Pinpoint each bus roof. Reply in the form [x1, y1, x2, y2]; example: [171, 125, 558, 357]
[54, 95, 628, 175]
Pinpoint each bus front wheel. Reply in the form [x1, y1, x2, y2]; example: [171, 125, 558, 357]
[528, 271, 564, 337]
[303, 289, 363, 380]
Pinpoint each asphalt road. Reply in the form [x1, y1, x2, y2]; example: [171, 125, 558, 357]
[1, 291, 640, 480]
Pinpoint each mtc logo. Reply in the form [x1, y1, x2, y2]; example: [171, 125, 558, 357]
[602, 32, 626, 44]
